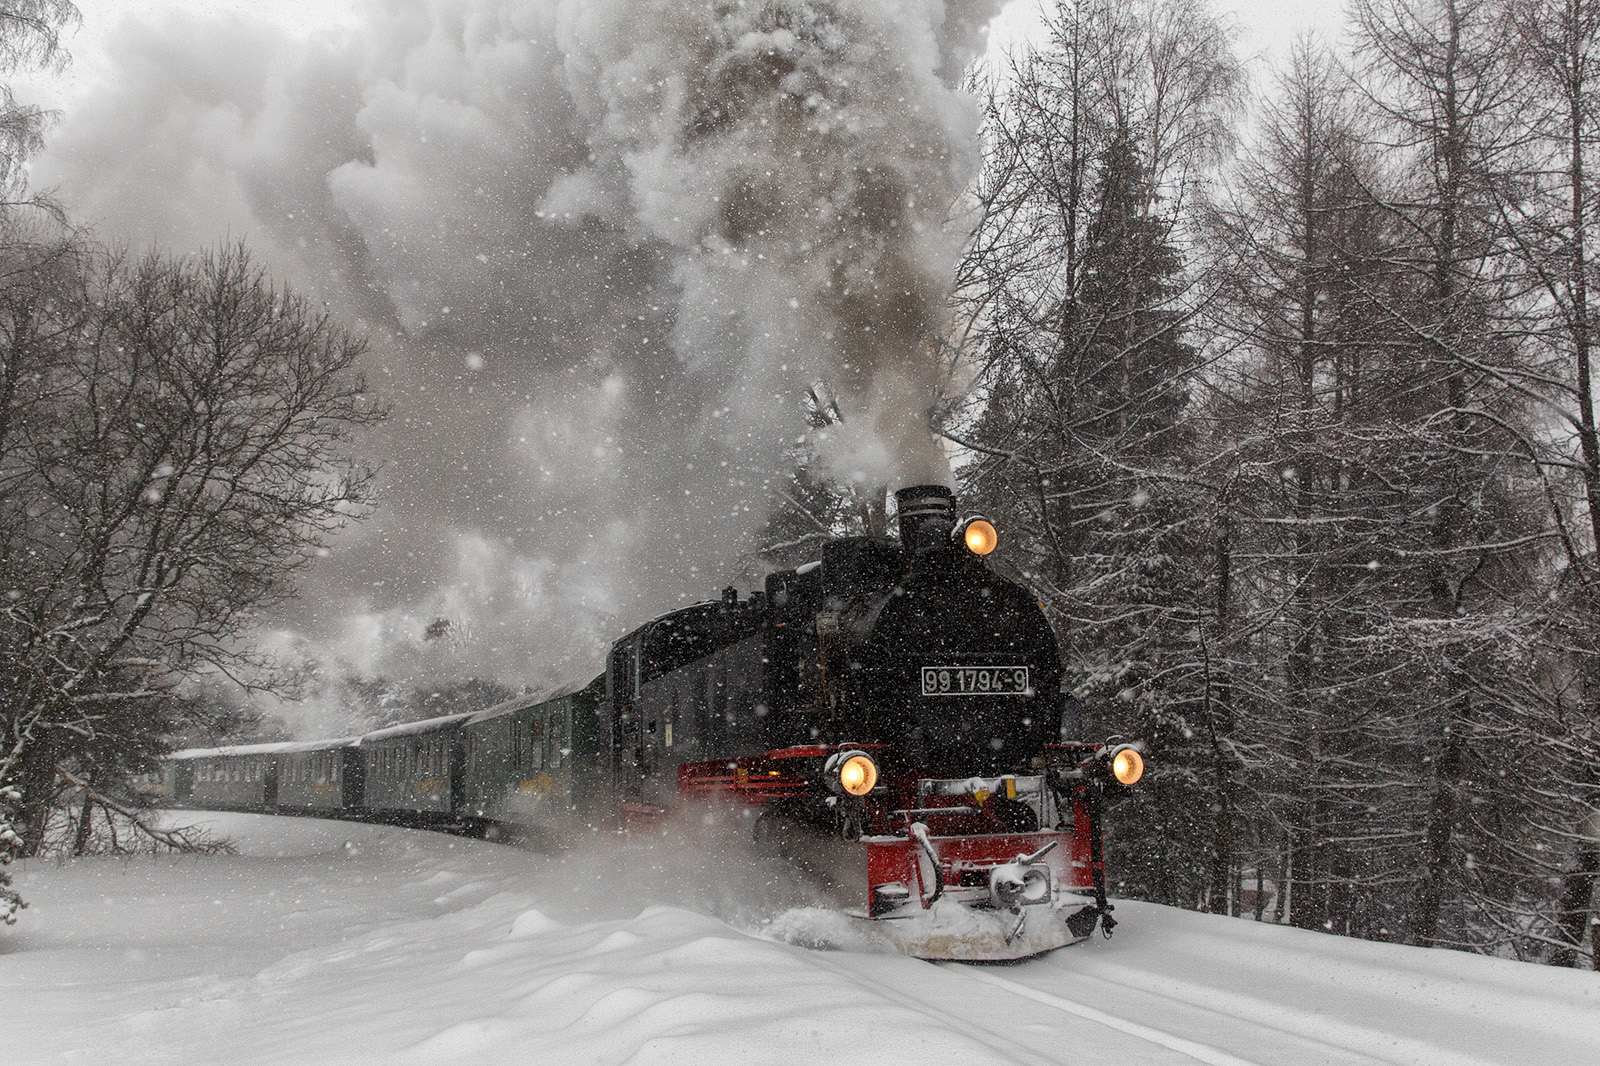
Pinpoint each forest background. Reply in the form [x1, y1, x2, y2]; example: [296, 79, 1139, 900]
[932, 0, 1600, 970]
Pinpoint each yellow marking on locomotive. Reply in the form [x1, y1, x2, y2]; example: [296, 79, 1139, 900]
[973, 788, 991, 805]
[412, 777, 443, 797]
[1005, 776, 1017, 799]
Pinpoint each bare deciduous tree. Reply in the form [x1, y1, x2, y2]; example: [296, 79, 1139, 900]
[0, 240, 384, 857]
[1, 1, 79, 206]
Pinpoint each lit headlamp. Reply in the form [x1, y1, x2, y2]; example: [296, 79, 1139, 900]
[1108, 745, 1144, 786]
[954, 513, 998, 556]
[824, 750, 879, 796]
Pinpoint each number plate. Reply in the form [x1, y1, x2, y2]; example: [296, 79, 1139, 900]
[921, 666, 1031, 696]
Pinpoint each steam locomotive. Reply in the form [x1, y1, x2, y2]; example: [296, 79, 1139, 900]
[145, 485, 1143, 960]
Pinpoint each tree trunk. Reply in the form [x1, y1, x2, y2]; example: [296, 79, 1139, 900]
[1551, 803, 1600, 967]
[17, 736, 58, 858]
[71, 794, 96, 857]
[1203, 538, 1238, 915]
[1414, 712, 1465, 946]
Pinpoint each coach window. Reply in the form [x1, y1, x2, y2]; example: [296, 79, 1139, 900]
[550, 712, 566, 769]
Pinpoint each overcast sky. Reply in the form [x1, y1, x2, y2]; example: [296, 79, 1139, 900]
[30, 0, 1349, 106]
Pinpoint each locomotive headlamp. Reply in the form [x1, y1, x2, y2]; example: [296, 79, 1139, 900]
[957, 515, 998, 556]
[825, 750, 879, 796]
[1110, 746, 1144, 786]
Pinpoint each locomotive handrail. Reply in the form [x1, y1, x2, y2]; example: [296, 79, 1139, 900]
[908, 821, 945, 905]
[892, 806, 979, 820]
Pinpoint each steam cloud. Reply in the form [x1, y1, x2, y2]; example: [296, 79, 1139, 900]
[29, 0, 1001, 714]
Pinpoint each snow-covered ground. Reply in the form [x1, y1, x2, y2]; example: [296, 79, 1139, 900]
[3, 813, 1596, 1066]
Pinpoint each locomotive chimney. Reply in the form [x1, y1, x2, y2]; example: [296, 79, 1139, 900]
[895, 485, 956, 553]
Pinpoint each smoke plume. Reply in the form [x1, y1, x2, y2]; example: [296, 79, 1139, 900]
[28, 0, 1001, 709]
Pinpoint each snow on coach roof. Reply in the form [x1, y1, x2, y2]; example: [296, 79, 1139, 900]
[166, 680, 598, 758]
[359, 712, 476, 744]
[464, 679, 595, 727]
[165, 737, 360, 761]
